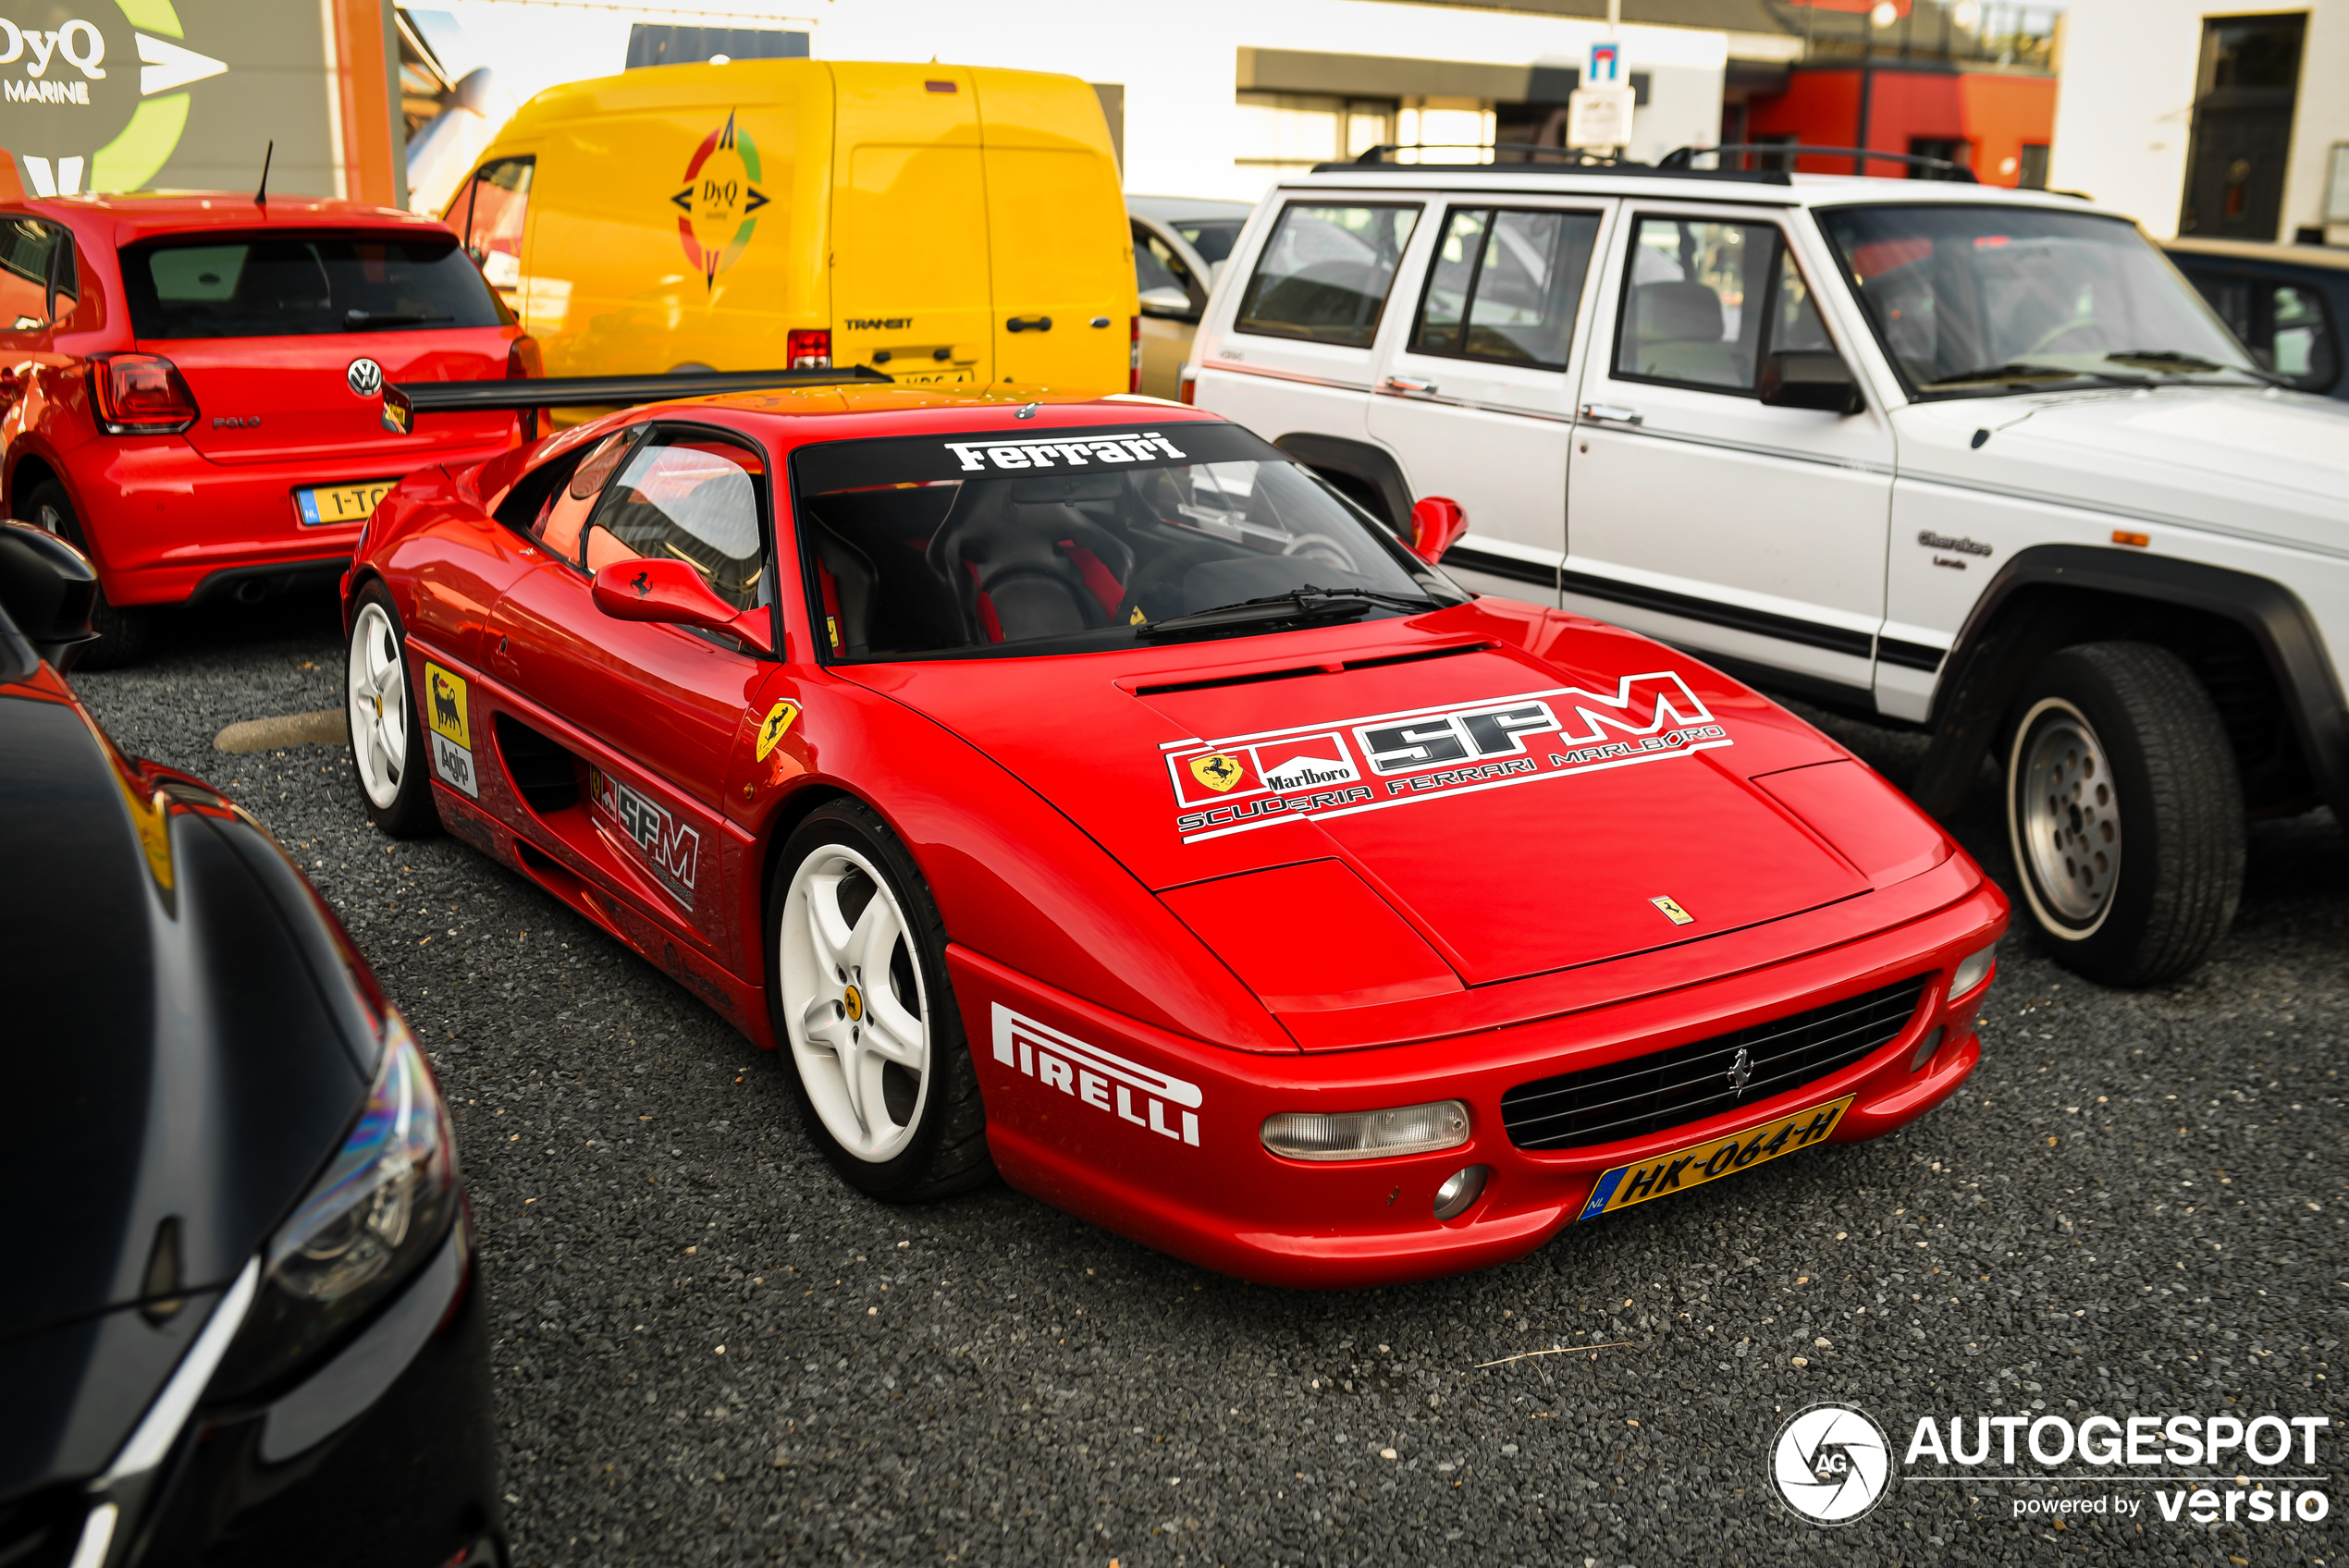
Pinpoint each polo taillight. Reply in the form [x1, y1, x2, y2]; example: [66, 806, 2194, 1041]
[92, 353, 198, 435]
[1129, 314, 1141, 394]
[788, 329, 831, 370]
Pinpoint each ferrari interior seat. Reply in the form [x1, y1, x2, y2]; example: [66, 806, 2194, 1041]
[926, 477, 1134, 643]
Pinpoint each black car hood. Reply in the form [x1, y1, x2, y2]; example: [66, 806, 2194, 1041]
[0, 675, 376, 1492]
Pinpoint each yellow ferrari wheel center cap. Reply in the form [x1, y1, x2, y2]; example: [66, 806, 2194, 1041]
[843, 984, 864, 1023]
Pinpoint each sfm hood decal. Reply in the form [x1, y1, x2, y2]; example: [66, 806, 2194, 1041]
[1162, 671, 1729, 843]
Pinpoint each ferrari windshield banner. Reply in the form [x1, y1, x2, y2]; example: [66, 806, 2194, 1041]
[1163, 670, 1730, 843]
[793, 422, 1281, 494]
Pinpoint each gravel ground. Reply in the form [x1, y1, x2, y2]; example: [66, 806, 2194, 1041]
[71, 592, 2347, 1568]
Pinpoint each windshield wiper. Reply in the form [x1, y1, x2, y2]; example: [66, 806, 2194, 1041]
[2104, 349, 2282, 384]
[1135, 584, 1432, 638]
[1918, 361, 2143, 390]
[344, 310, 454, 330]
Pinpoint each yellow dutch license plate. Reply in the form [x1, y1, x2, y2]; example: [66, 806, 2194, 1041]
[295, 480, 395, 527]
[1576, 1096, 1853, 1221]
[889, 368, 975, 386]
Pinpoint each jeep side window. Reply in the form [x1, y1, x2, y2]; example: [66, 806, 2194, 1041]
[1410, 207, 1600, 369]
[1234, 202, 1420, 348]
[1614, 217, 1823, 395]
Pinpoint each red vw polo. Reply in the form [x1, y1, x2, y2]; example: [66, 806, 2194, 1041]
[0, 191, 533, 665]
[342, 384, 2005, 1287]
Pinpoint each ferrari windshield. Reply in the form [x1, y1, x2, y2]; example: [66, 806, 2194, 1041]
[1815, 204, 2263, 397]
[793, 423, 1459, 659]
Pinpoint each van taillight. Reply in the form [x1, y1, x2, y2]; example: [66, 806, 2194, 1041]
[788, 329, 831, 370]
[507, 337, 543, 440]
[1129, 315, 1141, 394]
[1178, 367, 1198, 405]
[92, 353, 198, 435]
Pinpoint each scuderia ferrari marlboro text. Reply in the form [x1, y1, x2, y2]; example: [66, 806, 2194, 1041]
[1163, 671, 1728, 842]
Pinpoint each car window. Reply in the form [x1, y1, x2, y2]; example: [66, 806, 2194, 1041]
[1134, 224, 1198, 305]
[1234, 202, 1420, 348]
[0, 217, 75, 334]
[459, 157, 534, 292]
[581, 434, 769, 612]
[1174, 220, 1245, 265]
[526, 432, 636, 560]
[1411, 206, 1600, 369]
[118, 236, 502, 339]
[793, 423, 1455, 660]
[1614, 216, 1777, 392]
[1818, 204, 2259, 396]
[2189, 272, 2338, 392]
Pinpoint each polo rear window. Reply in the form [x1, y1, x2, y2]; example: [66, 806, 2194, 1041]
[120, 235, 505, 339]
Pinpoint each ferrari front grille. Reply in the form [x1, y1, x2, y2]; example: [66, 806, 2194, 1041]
[1499, 975, 1931, 1152]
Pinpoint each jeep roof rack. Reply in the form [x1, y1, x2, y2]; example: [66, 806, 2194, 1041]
[1658, 143, 1980, 182]
[1309, 143, 1790, 185]
[378, 366, 895, 434]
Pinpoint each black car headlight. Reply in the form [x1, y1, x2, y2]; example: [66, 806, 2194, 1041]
[216, 1012, 461, 1393]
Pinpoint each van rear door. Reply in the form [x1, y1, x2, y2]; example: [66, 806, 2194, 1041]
[974, 71, 1134, 397]
[831, 64, 993, 388]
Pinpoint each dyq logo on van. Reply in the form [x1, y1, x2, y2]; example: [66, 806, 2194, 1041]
[671, 109, 769, 290]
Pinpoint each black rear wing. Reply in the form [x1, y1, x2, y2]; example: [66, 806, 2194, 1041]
[379, 366, 896, 435]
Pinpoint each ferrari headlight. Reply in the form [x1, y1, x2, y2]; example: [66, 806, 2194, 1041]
[1949, 942, 1998, 999]
[215, 1011, 461, 1394]
[1261, 1100, 1470, 1162]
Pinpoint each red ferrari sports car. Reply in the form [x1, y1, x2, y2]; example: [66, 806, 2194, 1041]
[342, 382, 2005, 1287]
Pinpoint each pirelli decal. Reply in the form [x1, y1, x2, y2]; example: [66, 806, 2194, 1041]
[991, 1004, 1202, 1148]
[1163, 671, 1730, 844]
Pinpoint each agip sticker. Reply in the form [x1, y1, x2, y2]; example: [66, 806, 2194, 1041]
[422, 662, 477, 799]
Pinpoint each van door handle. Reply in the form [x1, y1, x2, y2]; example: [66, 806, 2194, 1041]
[1383, 375, 1438, 395]
[1006, 315, 1052, 333]
[1579, 401, 1643, 426]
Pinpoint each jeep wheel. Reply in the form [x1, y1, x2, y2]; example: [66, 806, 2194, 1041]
[25, 481, 150, 669]
[2004, 642, 2243, 986]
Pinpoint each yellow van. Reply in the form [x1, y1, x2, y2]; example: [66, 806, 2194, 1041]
[444, 60, 1137, 396]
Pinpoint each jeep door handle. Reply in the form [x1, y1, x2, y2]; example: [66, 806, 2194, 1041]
[1006, 315, 1052, 333]
[1383, 375, 1438, 395]
[1579, 401, 1643, 426]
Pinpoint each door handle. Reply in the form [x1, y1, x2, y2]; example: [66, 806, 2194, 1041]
[1006, 315, 1052, 333]
[1382, 374, 1438, 395]
[1579, 401, 1643, 426]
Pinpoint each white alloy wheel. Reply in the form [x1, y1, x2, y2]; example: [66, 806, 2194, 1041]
[780, 841, 932, 1163]
[2009, 695, 2120, 934]
[348, 600, 411, 811]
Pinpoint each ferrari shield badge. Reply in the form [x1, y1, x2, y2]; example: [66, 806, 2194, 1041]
[422, 662, 477, 799]
[1188, 753, 1249, 793]
[755, 700, 800, 762]
[1651, 895, 1695, 925]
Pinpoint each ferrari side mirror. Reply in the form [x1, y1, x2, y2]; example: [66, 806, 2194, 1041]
[590, 557, 774, 656]
[1408, 496, 1469, 566]
[0, 521, 99, 673]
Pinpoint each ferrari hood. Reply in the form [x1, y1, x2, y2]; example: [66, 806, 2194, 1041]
[1896, 385, 2349, 551]
[852, 616, 1871, 988]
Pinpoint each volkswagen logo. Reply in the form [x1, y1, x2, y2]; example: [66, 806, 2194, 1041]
[347, 358, 385, 398]
[1769, 1403, 1894, 1525]
[1726, 1046, 1753, 1097]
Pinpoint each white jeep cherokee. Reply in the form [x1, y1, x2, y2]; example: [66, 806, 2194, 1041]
[1187, 150, 2349, 986]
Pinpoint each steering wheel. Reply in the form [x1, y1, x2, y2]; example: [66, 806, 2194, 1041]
[2025, 317, 2104, 356]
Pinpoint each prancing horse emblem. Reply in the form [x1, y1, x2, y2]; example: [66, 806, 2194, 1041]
[1727, 1047, 1753, 1097]
[631, 570, 653, 598]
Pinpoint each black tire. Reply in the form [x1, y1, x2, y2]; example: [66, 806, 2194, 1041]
[765, 799, 992, 1201]
[2003, 642, 2244, 986]
[23, 480, 151, 669]
[344, 582, 443, 838]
